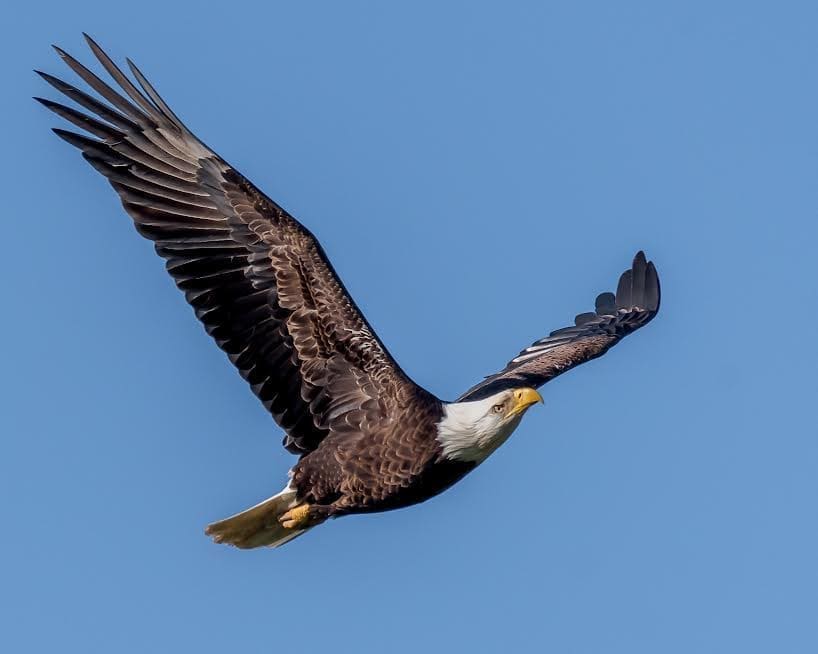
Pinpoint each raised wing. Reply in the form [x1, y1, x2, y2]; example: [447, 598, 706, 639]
[459, 251, 660, 401]
[37, 35, 431, 455]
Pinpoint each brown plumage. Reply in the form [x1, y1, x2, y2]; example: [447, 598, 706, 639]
[459, 251, 660, 401]
[36, 35, 661, 548]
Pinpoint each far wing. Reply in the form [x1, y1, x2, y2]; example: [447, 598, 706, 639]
[458, 251, 660, 401]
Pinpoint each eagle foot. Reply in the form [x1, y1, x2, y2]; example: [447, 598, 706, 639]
[279, 504, 313, 530]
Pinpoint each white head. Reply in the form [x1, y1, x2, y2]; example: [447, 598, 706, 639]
[436, 387, 543, 463]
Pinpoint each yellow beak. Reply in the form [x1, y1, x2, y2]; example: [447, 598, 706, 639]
[507, 387, 544, 418]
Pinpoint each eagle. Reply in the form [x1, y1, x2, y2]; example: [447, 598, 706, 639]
[37, 35, 660, 549]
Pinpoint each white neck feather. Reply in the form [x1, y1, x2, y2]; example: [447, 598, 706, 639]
[436, 396, 524, 463]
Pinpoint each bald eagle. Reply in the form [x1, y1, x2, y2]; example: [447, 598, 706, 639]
[37, 35, 660, 548]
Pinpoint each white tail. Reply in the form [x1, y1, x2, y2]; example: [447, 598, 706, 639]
[205, 486, 311, 549]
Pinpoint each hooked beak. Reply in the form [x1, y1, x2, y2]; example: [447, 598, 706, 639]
[507, 387, 543, 418]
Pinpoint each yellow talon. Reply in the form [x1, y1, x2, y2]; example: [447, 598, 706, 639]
[279, 504, 311, 530]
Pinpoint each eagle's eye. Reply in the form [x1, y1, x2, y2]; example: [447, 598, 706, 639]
[492, 403, 505, 414]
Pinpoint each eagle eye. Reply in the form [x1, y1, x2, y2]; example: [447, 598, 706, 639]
[492, 403, 505, 414]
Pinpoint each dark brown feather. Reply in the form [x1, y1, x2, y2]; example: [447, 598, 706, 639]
[291, 394, 474, 515]
[458, 251, 660, 401]
[39, 36, 435, 458]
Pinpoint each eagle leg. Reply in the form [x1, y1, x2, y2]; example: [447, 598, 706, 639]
[279, 503, 331, 530]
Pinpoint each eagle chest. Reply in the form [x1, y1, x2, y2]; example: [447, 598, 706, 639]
[293, 405, 459, 512]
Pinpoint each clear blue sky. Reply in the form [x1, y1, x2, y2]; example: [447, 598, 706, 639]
[3, 1, 817, 652]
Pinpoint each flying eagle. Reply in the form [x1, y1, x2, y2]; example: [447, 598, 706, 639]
[37, 35, 660, 548]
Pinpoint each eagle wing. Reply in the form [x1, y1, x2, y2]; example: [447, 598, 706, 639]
[37, 35, 429, 455]
[458, 251, 660, 401]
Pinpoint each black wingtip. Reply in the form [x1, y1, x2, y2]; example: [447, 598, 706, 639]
[82, 32, 101, 48]
[34, 69, 58, 84]
[616, 269, 633, 308]
[631, 252, 646, 303]
[594, 291, 616, 315]
[626, 250, 660, 313]
[83, 33, 105, 57]
[638, 252, 660, 311]
[51, 127, 98, 150]
[51, 127, 75, 141]
[611, 250, 661, 313]
[35, 69, 78, 96]
[645, 260, 660, 312]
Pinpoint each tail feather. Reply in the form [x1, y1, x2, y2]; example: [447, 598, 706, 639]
[205, 487, 310, 549]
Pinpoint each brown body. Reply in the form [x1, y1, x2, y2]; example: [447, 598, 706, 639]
[292, 394, 475, 518]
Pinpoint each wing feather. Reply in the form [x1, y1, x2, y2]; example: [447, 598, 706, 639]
[39, 35, 432, 455]
[458, 252, 660, 401]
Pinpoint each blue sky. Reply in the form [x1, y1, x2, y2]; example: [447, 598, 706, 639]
[3, 1, 818, 652]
